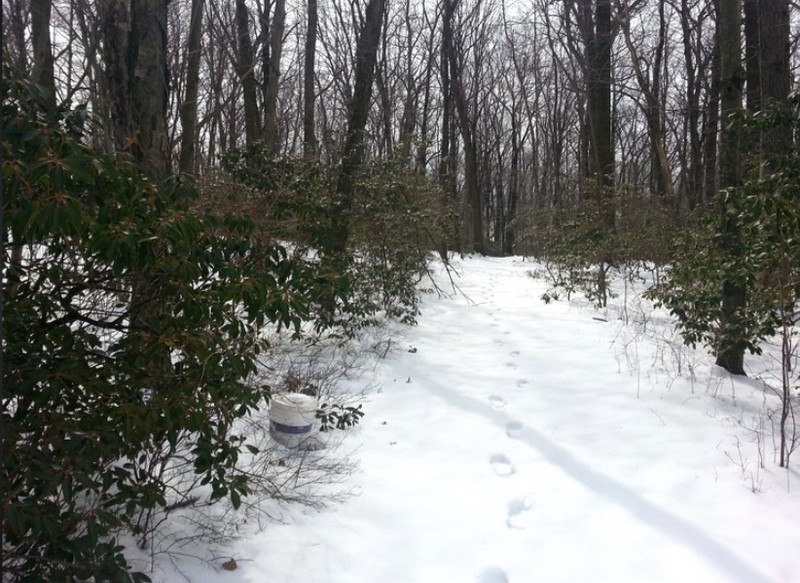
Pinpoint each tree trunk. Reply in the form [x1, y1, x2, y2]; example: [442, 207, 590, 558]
[375, 63, 394, 156]
[445, 0, 483, 254]
[179, 0, 205, 174]
[330, 0, 386, 255]
[715, 0, 746, 375]
[398, 0, 419, 164]
[437, 0, 457, 258]
[679, 0, 703, 212]
[578, 0, 615, 232]
[303, 0, 319, 160]
[263, 0, 286, 154]
[30, 0, 55, 108]
[505, 117, 520, 255]
[236, 0, 262, 147]
[703, 4, 721, 205]
[130, 0, 170, 183]
[743, 0, 761, 113]
[757, 0, 791, 156]
[620, 6, 676, 203]
[99, 0, 132, 153]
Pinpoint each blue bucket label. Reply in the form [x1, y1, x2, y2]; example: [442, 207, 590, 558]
[271, 420, 313, 435]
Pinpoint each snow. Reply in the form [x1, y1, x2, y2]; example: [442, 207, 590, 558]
[148, 256, 800, 583]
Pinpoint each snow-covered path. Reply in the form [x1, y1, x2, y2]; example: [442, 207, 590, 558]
[167, 257, 799, 583]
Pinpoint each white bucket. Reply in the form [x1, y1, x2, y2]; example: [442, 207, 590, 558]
[269, 393, 319, 448]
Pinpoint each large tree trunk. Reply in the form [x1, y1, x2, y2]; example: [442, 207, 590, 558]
[330, 0, 386, 255]
[130, 0, 170, 183]
[303, 0, 319, 160]
[578, 0, 615, 232]
[263, 0, 286, 154]
[679, 0, 703, 212]
[715, 0, 746, 375]
[757, 0, 792, 156]
[236, 0, 262, 147]
[30, 0, 55, 107]
[445, 0, 483, 255]
[437, 0, 456, 258]
[179, 0, 205, 174]
[99, 0, 132, 154]
[128, 0, 172, 381]
[398, 0, 419, 164]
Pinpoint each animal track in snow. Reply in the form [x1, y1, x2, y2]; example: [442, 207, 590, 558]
[509, 350, 520, 357]
[506, 421, 524, 439]
[490, 453, 515, 477]
[478, 566, 509, 583]
[488, 395, 506, 410]
[504, 361, 518, 369]
[506, 496, 534, 529]
[515, 379, 529, 387]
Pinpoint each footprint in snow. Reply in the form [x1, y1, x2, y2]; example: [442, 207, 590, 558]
[488, 395, 506, 410]
[478, 567, 509, 583]
[506, 496, 534, 529]
[506, 421, 524, 439]
[509, 350, 520, 357]
[504, 361, 518, 369]
[515, 379, 529, 387]
[490, 453, 515, 477]
[492, 339, 505, 346]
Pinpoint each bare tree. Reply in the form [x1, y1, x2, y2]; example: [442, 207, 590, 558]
[99, 0, 133, 152]
[618, 1, 677, 202]
[263, 0, 287, 153]
[304, 0, 319, 160]
[179, 0, 205, 174]
[757, 0, 791, 156]
[444, 0, 484, 254]
[570, 0, 617, 231]
[330, 0, 386, 254]
[130, 0, 170, 182]
[30, 0, 55, 106]
[236, 0, 262, 147]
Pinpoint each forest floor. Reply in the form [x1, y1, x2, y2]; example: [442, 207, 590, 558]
[143, 255, 800, 583]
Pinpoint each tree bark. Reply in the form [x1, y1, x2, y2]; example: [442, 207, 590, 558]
[303, 0, 319, 160]
[743, 0, 761, 112]
[30, 0, 56, 108]
[179, 0, 205, 174]
[757, 0, 792, 156]
[99, 0, 132, 153]
[679, 0, 703, 212]
[577, 0, 615, 232]
[438, 0, 457, 258]
[130, 0, 170, 183]
[619, 6, 676, 203]
[703, 3, 721, 205]
[715, 0, 746, 375]
[236, 0, 262, 147]
[445, 0, 484, 254]
[263, 0, 286, 154]
[505, 117, 520, 255]
[330, 0, 386, 255]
